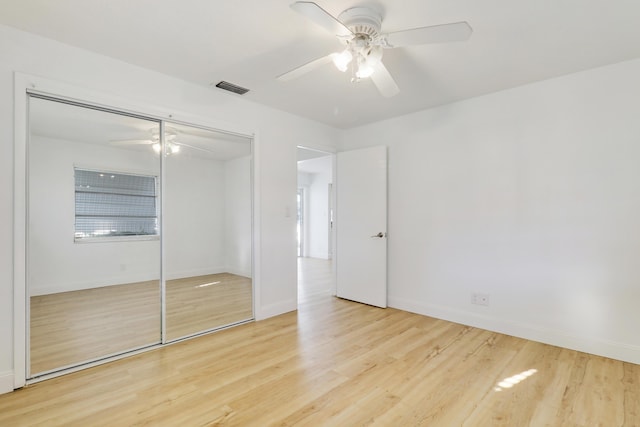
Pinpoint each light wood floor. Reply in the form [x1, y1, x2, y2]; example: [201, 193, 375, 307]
[30, 273, 252, 375]
[5, 258, 637, 425]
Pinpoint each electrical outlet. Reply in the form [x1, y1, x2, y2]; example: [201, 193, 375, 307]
[471, 293, 490, 306]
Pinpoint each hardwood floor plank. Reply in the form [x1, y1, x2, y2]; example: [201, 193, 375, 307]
[569, 356, 626, 426]
[387, 331, 511, 425]
[462, 339, 563, 425]
[622, 363, 640, 426]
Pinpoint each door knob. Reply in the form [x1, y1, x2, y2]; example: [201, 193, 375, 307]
[371, 232, 385, 238]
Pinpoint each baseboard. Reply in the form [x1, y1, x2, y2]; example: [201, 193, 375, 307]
[255, 299, 297, 321]
[307, 252, 330, 260]
[225, 267, 252, 278]
[164, 267, 227, 281]
[30, 273, 161, 296]
[29, 267, 230, 295]
[0, 371, 14, 395]
[389, 296, 640, 365]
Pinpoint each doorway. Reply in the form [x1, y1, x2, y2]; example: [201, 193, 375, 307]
[296, 147, 334, 260]
[296, 146, 335, 301]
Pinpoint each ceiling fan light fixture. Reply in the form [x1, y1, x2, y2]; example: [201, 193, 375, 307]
[365, 45, 383, 67]
[354, 53, 375, 79]
[151, 141, 180, 155]
[355, 63, 375, 79]
[331, 49, 353, 72]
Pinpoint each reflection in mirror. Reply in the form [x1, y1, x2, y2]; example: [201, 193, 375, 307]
[27, 96, 162, 376]
[163, 123, 253, 340]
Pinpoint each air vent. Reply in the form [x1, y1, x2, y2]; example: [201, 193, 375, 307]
[214, 81, 250, 95]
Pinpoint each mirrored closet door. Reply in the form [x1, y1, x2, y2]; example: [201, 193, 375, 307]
[27, 96, 162, 376]
[163, 123, 253, 341]
[26, 95, 253, 379]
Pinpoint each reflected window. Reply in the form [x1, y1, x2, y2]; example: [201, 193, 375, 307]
[74, 168, 158, 240]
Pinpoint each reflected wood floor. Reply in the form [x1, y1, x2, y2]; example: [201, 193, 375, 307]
[30, 281, 161, 375]
[30, 273, 252, 375]
[6, 258, 638, 425]
[166, 273, 253, 341]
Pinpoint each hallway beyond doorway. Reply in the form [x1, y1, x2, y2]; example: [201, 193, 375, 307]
[297, 257, 333, 305]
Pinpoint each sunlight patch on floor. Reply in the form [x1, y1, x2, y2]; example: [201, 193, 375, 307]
[494, 369, 538, 392]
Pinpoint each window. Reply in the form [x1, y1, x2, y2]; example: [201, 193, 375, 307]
[74, 168, 158, 241]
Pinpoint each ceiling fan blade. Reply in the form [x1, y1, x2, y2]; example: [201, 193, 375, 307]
[385, 21, 472, 47]
[174, 141, 216, 155]
[277, 54, 334, 82]
[171, 127, 215, 139]
[290, 2, 353, 38]
[109, 139, 154, 145]
[371, 62, 400, 98]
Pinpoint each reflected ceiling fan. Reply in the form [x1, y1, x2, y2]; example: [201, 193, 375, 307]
[110, 127, 181, 154]
[278, 1, 473, 97]
[109, 127, 214, 155]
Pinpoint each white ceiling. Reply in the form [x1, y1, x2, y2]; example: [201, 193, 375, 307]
[2, 0, 640, 129]
[298, 154, 332, 174]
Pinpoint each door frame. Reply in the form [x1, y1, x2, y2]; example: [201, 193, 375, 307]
[13, 73, 260, 387]
[297, 187, 305, 257]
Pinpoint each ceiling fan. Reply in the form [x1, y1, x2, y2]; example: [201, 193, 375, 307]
[109, 126, 219, 156]
[110, 127, 182, 154]
[277, 1, 473, 97]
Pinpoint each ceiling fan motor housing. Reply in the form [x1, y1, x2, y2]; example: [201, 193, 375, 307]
[338, 6, 383, 42]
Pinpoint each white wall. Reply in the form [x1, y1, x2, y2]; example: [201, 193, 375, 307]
[341, 58, 640, 364]
[164, 150, 227, 280]
[224, 156, 252, 277]
[297, 171, 312, 257]
[298, 157, 332, 259]
[0, 24, 339, 392]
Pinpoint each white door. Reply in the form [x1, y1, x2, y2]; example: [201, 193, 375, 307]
[336, 146, 387, 308]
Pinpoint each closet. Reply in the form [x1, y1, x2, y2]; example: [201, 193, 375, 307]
[26, 95, 253, 378]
